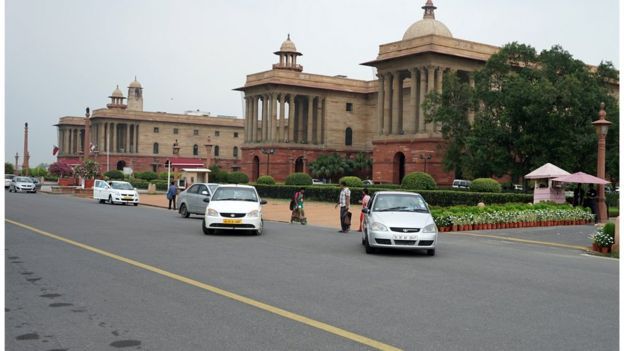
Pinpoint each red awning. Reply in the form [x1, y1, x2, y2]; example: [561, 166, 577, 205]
[170, 157, 204, 167]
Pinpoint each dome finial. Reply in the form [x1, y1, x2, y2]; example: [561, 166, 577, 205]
[422, 0, 437, 19]
[287, 33, 290, 40]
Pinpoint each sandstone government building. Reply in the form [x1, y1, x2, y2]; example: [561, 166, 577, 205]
[55, 1, 618, 185]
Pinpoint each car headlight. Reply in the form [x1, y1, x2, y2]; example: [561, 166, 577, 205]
[247, 210, 259, 218]
[422, 223, 438, 233]
[207, 208, 219, 217]
[371, 222, 388, 232]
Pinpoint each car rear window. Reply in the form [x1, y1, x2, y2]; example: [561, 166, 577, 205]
[373, 194, 428, 212]
[212, 187, 258, 202]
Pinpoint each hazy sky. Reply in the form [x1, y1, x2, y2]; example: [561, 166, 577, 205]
[4, 0, 620, 167]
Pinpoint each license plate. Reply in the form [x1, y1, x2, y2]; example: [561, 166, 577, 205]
[393, 235, 415, 240]
[122, 197, 133, 200]
[223, 219, 242, 224]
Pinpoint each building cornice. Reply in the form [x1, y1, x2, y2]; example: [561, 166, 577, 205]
[235, 69, 378, 94]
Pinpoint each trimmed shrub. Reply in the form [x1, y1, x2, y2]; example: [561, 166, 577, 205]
[212, 170, 229, 183]
[227, 171, 249, 184]
[256, 175, 276, 185]
[603, 222, 616, 237]
[158, 172, 170, 180]
[401, 172, 437, 190]
[339, 176, 363, 188]
[470, 178, 502, 193]
[136, 171, 157, 181]
[104, 170, 124, 180]
[150, 179, 169, 191]
[285, 172, 313, 186]
[129, 179, 149, 189]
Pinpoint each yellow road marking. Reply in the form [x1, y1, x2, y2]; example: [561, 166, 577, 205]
[6, 219, 401, 351]
[443, 231, 589, 251]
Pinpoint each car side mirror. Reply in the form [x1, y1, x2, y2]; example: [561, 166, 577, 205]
[260, 199, 267, 205]
[362, 208, 370, 214]
[203, 198, 210, 203]
[201, 191, 209, 196]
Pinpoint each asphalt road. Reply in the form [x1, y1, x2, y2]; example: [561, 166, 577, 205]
[5, 192, 619, 351]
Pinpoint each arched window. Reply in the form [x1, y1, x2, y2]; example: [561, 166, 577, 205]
[153, 143, 159, 154]
[345, 127, 353, 146]
[233, 146, 239, 158]
[193, 144, 199, 156]
[214, 145, 220, 157]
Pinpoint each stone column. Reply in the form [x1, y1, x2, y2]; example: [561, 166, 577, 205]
[376, 74, 384, 135]
[126, 124, 130, 153]
[409, 68, 418, 134]
[111, 123, 116, 153]
[419, 67, 427, 132]
[391, 71, 401, 135]
[278, 94, 285, 142]
[271, 93, 278, 142]
[316, 97, 323, 144]
[296, 97, 304, 142]
[288, 95, 295, 143]
[252, 96, 258, 142]
[243, 97, 249, 142]
[383, 72, 392, 135]
[135, 124, 139, 154]
[426, 66, 435, 132]
[262, 95, 268, 141]
[307, 96, 314, 143]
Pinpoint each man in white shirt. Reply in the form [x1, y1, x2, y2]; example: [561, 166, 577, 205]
[336, 181, 351, 233]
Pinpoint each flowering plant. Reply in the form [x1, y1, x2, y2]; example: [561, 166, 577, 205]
[591, 227, 615, 248]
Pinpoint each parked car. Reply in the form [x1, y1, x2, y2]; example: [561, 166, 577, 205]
[178, 183, 220, 218]
[30, 177, 42, 191]
[513, 184, 523, 191]
[5, 174, 15, 188]
[363, 180, 373, 186]
[452, 179, 471, 189]
[361, 191, 437, 255]
[202, 184, 267, 235]
[8, 176, 36, 193]
[312, 179, 324, 185]
[93, 180, 139, 205]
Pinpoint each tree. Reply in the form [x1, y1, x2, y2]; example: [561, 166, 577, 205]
[308, 153, 351, 183]
[5, 162, 14, 175]
[74, 160, 100, 179]
[346, 152, 372, 179]
[48, 162, 73, 178]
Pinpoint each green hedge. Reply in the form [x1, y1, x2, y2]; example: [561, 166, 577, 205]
[254, 184, 533, 206]
[470, 178, 502, 193]
[285, 172, 313, 185]
[158, 172, 170, 180]
[129, 179, 149, 189]
[339, 176, 363, 188]
[401, 172, 437, 190]
[227, 171, 249, 184]
[256, 175, 276, 185]
[135, 171, 157, 181]
[104, 170, 124, 180]
[150, 179, 170, 191]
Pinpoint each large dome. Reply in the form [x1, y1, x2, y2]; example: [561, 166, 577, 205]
[403, 0, 452, 40]
[403, 18, 452, 40]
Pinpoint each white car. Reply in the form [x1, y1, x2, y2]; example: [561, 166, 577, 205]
[93, 180, 139, 206]
[362, 191, 437, 255]
[8, 176, 36, 193]
[5, 174, 15, 188]
[202, 184, 267, 235]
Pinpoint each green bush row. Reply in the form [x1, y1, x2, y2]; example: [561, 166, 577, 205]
[254, 184, 533, 206]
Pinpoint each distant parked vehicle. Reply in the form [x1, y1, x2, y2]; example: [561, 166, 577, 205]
[30, 177, 42, 191]
[178, 183, 219, 218]
[8, 176, 36, 193]
[5, 174, 15, 188]
[93, 180, 139, 205]
[452, 179, 471, 189]
[312, 179, 324, 185]
[513, 184, 523, 191]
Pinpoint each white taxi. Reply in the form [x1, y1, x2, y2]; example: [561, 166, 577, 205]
[94, 180, 139, 206]
[202, 184, 266, 235]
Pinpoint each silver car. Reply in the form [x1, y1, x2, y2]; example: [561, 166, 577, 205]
[5, 174, 15, 188]
[362, 191, 437, 255]
[8, 176, 37, 193]
[178, 183, 220, 218]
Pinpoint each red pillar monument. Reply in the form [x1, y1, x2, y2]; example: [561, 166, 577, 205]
[22, 123, 30, 176]
[592, 102, 611, 223]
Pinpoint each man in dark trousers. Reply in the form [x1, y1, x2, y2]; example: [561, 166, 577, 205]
[167, 181, 178, 210]
[335, 181, 351, 233]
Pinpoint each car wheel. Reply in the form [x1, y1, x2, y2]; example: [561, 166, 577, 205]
[108, 195, 114, 205]
[179, 204, 190, 218]
[426, 248, 436, 256]
[134, 203, 138, 206]
[202, 219, 214, 235]
[255, 220, 263, 235]
[364, 234, 376, 254]
[98, 199, 105, 204]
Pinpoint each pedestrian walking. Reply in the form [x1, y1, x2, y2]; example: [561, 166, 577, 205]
[586, 184, 598, 222]
[167, 181, 178, 210]
[290, 187, 307, 224]
[335, 181, 351, 233]
[358, 188, 371, 232]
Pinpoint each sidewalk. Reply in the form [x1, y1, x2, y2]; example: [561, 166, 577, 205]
[139, 193, 345, 229]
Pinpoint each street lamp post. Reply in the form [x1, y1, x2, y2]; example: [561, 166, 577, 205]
[420, 153, 432, 173]
[260, 148, 275, 176]
[592, 102, 612, 223]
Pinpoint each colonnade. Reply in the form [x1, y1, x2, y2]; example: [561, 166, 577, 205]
[58, 122, 140, 155]
[377, 66, 474, 135]
[244, 93, 325, 145]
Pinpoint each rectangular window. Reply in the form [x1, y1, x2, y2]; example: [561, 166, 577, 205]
[173, 128, 179, 134]
[346, 103, 353, 112]
[215, 131, 220, 137]
[234, 132, 239, 138]
[194, 129, 199, 136]
[154, 127, 159, 133]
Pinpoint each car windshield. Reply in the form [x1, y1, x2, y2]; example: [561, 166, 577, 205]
[15, 177, 32, 183]
[373, 194, 429, 212]
[111, 182, 134, 190]
[208, 184, 219, 194]
[212, 187, 258, 202]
